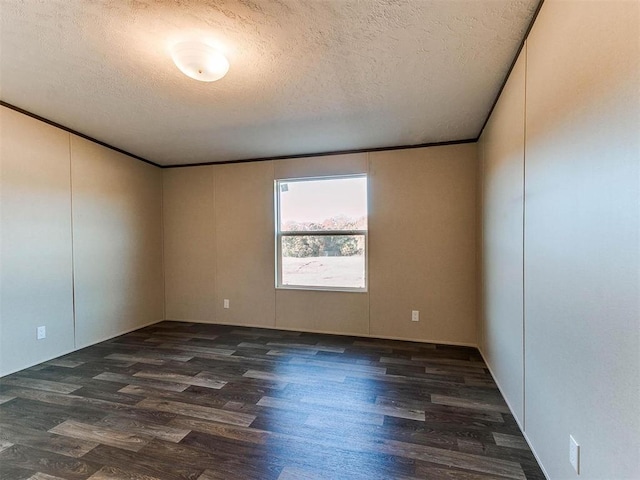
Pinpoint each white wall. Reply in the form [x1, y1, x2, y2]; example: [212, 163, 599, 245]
[0, 106, 164, 376]
[479, 1, 640, 478]
[478, 48, 526, 425]
[163, 145, 479, 345]
[0, 107, 75, 375]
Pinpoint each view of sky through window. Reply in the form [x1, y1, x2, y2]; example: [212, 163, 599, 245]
[280, 177, 367, 230]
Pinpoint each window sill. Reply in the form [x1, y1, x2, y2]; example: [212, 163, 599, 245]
[276, 285, 368, 293]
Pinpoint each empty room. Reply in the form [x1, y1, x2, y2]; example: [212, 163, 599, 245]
[0, 1, 638, 479]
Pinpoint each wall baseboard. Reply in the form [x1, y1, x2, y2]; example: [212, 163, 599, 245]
[477, 347, 525, 431]
[477, 347, 551, 480]
[0, 318, 165, 378]
[520, 427, 551, 480]
[0, 347, 81, 378]
[163, 318, 478, 349]
[74, 318, 166, 351]
[1, 315, 477, 375]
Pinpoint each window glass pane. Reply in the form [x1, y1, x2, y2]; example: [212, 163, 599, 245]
[279, 177, 367, 232]
[281, 235, 365, 289]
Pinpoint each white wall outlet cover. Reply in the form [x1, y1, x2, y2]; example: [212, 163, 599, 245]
[223, 299, 230, 309]
[569, 435, 580, 474]
[411, 310, 419, 322]
[37, 326, 46, 340]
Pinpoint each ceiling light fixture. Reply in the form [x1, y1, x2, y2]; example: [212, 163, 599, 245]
[170, 40, 229, 82]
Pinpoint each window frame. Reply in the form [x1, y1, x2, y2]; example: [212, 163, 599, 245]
[274, 174, 368, 293]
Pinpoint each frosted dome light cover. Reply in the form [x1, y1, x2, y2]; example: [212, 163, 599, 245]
[170, 41, 229, 82]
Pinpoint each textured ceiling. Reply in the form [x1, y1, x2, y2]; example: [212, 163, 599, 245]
[0, 0, 539, 166]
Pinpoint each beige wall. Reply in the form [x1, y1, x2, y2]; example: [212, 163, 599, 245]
[273, 153, 368, 179]
[478, 48, 526, 426]
[214, 161, 276, 327]
[275, 290, 370, 335]
[0, 107, 75, 376]
[71, 136, 164, 348]
[0, 106, 164, 375]
[369, 146, 478, 345]
[162, 145, 478, 344]
[479, 1, 640, 478]
[163, 166, 216, 322]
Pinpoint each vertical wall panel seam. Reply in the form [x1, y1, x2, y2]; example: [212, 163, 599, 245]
[161, 171, 166, 321]
[478, 141, 484, 349]
[522, 41, 528, 433]
[68, 134, 77, 349]
[212, 166, 218, 324]
[366, 152, 371, 336]
[476, 143, 481, 348]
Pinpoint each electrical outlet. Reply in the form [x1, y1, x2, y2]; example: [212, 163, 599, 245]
[223, 299, 230, 309]
[411, 310, 419, 322]
[37, 326, 46, 340]
[569, 435, 580, 474]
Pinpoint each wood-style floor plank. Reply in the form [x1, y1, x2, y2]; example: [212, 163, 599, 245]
[132, 371, 226, 390]
[94, 415, 190, 443]
[0, 423, 98, 458]
[430, 394, 511, 414]
[136, 398, 256, 427]
[1, 377, 82, 395]
[49, 421, 150, 452]
[167, 417, 271, 445]
[92, 373, 190, 393]
[493, 432, 530, 450]
[86, 465, 163, 480]
[0, 444, 101, 480]
[81, 444, 201, 480]
[0, 465, 36, 480]
[0, 321, 544, 479]
[45, 360, 86, 369]
[28, 473, 69, 480]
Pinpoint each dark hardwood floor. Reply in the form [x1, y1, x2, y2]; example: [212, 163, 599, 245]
[0, 322, 544, 480]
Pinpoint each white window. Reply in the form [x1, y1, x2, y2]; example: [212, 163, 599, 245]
[275, 175, 368, 291]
